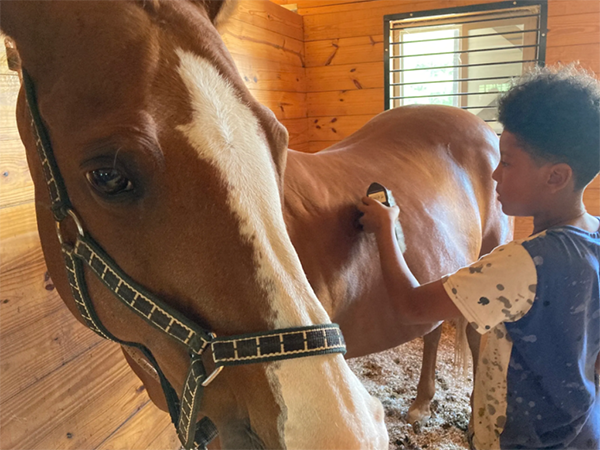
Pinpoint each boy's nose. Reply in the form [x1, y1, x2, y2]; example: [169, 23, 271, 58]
[492, 164, 501, 182]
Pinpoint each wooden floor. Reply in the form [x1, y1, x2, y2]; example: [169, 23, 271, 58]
[0, 222, 180, 450]
[0, 207, 179, 450]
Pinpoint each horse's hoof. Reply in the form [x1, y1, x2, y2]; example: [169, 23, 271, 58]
[411, 420, 423, 434]
[406, 403, 431, 426]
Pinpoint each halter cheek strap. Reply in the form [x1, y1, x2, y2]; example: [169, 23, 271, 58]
[22, 68, 347, 450]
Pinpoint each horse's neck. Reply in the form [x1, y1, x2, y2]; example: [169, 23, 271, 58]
[283, 149, 340, 238]
[281, 149, 433, 357]
[282, 149, 362, 317]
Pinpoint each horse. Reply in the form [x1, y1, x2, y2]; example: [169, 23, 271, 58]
[1, 0, 511, 448]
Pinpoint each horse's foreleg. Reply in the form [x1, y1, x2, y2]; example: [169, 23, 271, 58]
[407, 324, 443, 425]
[466, 323, 480, 382]
[466, 323, 481, 436]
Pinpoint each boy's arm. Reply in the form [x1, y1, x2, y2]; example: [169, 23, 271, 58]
[359, 196, 461, 324]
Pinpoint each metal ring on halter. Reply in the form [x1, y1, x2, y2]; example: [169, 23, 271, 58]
[56, 208, 85, 245]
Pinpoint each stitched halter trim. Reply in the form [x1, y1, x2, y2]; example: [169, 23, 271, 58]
[22, 68, 347, 450]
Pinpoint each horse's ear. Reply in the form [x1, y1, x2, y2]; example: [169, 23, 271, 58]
[200, 0, 238, 27]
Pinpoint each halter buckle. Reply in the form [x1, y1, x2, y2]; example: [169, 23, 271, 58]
[55, 208, 85, 245]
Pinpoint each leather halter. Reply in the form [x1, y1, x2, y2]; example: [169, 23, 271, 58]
[22, 69, 347, 450]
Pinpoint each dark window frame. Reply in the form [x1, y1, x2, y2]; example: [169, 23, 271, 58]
[383, 0, 548, 123]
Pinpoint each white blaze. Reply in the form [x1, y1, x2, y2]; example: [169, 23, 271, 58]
[176, 49, 328, 328]
[176, 50, 387, 449]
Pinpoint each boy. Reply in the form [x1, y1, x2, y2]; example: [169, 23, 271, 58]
[358, 66, 600, 449]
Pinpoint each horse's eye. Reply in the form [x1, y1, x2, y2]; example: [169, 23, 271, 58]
[86, 168, 134, 196]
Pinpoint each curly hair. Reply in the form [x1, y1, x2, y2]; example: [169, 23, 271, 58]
[498, 64, 600, 190]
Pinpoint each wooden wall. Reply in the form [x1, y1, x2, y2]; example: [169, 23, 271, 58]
[274, 0, 600, 238]
[0, 3, 304, 449]
[222, 1, 309, 151]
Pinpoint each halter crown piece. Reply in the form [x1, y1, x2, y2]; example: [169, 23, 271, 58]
[21, 69, 347, 450]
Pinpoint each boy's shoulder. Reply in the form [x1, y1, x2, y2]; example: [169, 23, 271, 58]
[517, 222, 600, 274]
[518, 218, 600, 245]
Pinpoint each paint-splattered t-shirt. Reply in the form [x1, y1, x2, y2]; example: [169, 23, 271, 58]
[443, 225, 600, 450]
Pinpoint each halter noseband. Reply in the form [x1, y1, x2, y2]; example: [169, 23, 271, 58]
[22, 69, 347, 450]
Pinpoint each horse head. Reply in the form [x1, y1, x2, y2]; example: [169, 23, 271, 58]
[1, 1, 387, 448]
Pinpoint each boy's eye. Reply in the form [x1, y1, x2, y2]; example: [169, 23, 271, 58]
[501, 161, 509, 167]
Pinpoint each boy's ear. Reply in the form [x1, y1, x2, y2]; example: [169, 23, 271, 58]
[547, 163, 573, 193]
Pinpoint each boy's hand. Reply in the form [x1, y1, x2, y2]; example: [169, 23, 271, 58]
[358, 196, 400, 234]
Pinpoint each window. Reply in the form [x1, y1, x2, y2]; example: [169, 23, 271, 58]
[384, 1, 547, 134]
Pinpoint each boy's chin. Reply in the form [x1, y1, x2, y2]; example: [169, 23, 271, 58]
[500, 204, 532, 217]
[498, 199, 526, 217]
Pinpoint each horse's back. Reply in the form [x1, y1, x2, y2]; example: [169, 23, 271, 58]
[323, 105, 499, 180]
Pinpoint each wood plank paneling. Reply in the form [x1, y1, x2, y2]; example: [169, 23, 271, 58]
[307, 61, 383, 91]
[0, 305, 102, 401]
[251, 89, 307, 119]
[305, 35, 384, 67]
[0, 204, 66, 338]
[223, 18, 305, 67]
[280, 117, 309, 149]
[0, 138, 34, 208]
[514, 217, 534, 240]
[584, 192, 600, 215]
[0, 198, 36, 243]
[0, 168, 179, 450]
[273, 0, 380, 14]
[548, 0, 600, 17]
[547, 43, 600, 75]
[308, 114, 373, 141]
[233, 55, 307, 92]
[95, 401, 175, 450]
[0, 342, 152, 450]
[233, 0, 304, 41]
[1, 73, 34, 208]
[143, 424, 181, 450]
[303, 0, 499, 41]
[547, 13, 600, 48]
[307, 88, 383, 117]
[589, 177, 600, 190]
[222, 1, 308, 148]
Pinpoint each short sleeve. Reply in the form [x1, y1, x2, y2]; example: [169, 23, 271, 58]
[442, 241, 538, 334]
